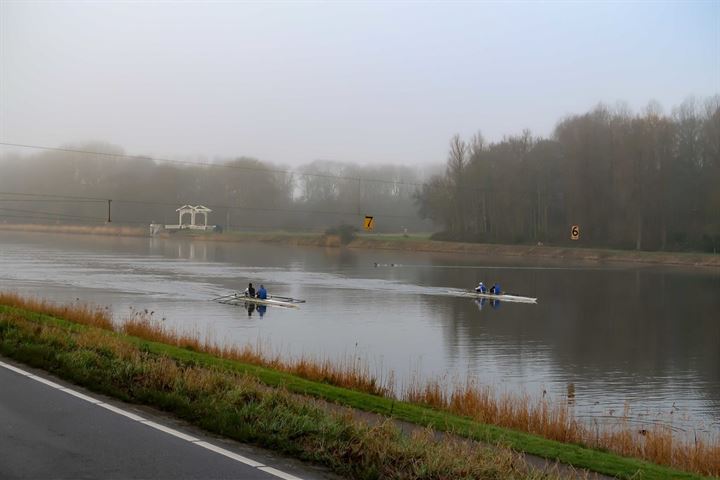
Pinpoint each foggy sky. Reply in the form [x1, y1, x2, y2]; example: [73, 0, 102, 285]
[1, 1, 717, 166]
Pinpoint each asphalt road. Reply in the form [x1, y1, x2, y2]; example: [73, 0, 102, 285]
[0, 358, 333, 480]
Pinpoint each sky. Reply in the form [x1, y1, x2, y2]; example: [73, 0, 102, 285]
[1, 0, 718, 166]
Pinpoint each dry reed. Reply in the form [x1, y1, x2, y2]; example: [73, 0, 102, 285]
[122, 309, 392, 397]
[0, 292, 114, 330]
[1, 291, 718, 477]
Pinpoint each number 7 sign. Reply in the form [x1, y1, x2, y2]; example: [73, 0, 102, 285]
[364, 216, 375, 231]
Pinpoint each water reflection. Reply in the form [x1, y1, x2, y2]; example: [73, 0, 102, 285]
[223, 300, 269, 318]
[473, 298, 502, 311]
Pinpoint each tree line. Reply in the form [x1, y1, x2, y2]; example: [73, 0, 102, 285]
[2, 96, 718, 251]
[0, 143, 430, 233]
[415, 97, 720, 252]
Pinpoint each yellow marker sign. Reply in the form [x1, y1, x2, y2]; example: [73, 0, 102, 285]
[571, 225, 580, 240]
[363, 215, 375, 231]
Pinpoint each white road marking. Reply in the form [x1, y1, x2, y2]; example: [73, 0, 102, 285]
[0, 362, 32, 376]
[97, 402, 146, 422]
[60, 387, 103, 404]
[259, 466, 304, 480]
[141, 420, 200, 442]
[0, 360, 305, 480]
[194, 441, 266, 468]
[26, 374, 64, 389]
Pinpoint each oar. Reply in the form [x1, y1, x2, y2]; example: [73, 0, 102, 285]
[211, 292, 239, 301]
[269, 295, 306, 303]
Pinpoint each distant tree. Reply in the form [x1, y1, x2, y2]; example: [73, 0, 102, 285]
[445, 134, 468, 236]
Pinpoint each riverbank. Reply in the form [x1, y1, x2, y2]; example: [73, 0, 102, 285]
[228, 232, 720, 268]
[349, 235, 720, 268]
[0, 294, 714, 479]
[0, 223, 147, 237]
[1, 223, 718, 268]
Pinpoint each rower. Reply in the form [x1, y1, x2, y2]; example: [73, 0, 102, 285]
[244, 282, 256, 297]
[257, 284, 268, 300]
[490, 283, 501, 295]
[475, 282, 487, 294]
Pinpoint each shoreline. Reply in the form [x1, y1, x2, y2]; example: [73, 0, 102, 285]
[1, 223, 719, 268]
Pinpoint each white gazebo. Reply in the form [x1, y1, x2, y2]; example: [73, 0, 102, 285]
[192, 205, 212, 228]
[164, 205, 216, 231]
[176, 205, 195, 226]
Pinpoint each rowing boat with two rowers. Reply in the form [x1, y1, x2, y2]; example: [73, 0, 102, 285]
[449, 282, 537, 304]
[212, 285, 306, 309]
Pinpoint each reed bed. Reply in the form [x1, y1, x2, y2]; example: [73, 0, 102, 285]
[122, 310, 393, 397]
[0, 292, 114, 330]
[1, 292, 718, 477]
[404, 377, 720, 477]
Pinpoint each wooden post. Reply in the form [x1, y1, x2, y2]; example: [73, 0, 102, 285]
[107, 199, 112, 223]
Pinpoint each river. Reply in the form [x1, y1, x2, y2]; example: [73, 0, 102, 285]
[1, 231, 718, 437]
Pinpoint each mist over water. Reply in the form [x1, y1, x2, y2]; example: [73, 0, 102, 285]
[1, 231, 718, 436]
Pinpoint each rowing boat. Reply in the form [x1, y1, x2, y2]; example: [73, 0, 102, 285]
[214, 293, 305, 309]
[217, 295, 299, 309]
[451, 291, 538, 304]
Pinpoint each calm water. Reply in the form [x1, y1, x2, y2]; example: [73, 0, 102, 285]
[1, 231, 718, 436]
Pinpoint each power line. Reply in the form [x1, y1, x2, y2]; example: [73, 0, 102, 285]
[0, 142, 424, 187]
[0, 191, 423, 220]
[0, 142, 436, 223]
[0, 198, 107, 204]
[0, 206, 105, 221]
[113, 199, 418, 220]
[0, 213, 104, 224]
[0, 190, 108, 201]
[0, 212, 358, 232]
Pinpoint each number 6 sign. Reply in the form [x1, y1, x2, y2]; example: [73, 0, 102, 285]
[570, 225, 580, 241]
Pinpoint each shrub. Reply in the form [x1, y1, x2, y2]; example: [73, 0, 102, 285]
[325, 224, 358, 245]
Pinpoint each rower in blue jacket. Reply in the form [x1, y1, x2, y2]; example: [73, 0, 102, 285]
[490, 283, 501, 295]
[475, 282, 487, 293]
[257, 284, 268, 300]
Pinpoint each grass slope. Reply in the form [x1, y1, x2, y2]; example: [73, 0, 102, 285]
[0, 306, 549, 480]
[0, 304, 710, 480]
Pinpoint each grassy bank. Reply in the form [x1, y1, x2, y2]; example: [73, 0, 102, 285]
[1, 294, 716, 479]
[0, 303, 552, 480]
